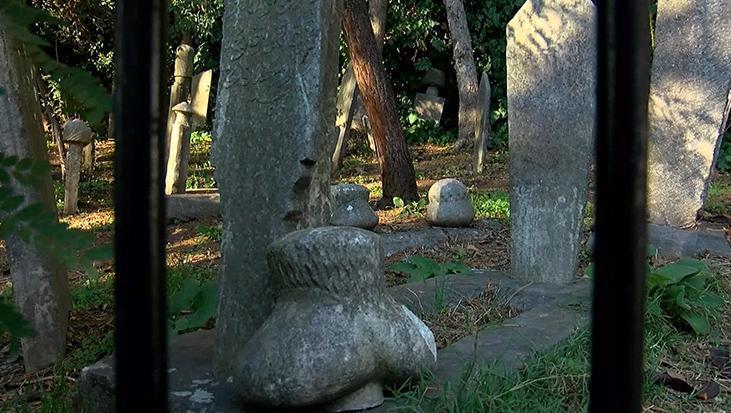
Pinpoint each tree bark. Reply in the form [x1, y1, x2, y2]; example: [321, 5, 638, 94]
[342, 0, 419, 205]
[444, 0, 479, 152]
[332, 0, 388, 170]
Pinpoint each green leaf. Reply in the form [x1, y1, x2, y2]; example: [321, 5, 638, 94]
[674, 258, 711, 276]
[681, 312, 711, 335]
[0, 300, 36, 338]
[15, 203, 44, 221]
[393, 197, 405, 208]
[388, 262, 417, 274]
[695, 293, 724, 309]
[651, 264, 699, 284]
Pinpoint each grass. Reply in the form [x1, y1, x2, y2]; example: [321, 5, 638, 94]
[704, 182, 731, 215]
[471, 191, 510, 220]
[390, 256, 731, 412]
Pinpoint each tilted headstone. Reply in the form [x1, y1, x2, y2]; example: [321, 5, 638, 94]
[507, 0, 597, 284]
[165, 44, 194, 155]
[62, 119, 93, 215]
[212, 0, 342, 380]
[235, 227, 437, 411]
[190, 69, 213, 128]
[0, 24, 70, 371]
[473, 71, 492, 174]
[647, 0, 731, 227]
[330, 183, 379, 230]
[164, 102, 195, 195]
[426, 178, 475, 227]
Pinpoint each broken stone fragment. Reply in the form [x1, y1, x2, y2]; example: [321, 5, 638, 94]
[234, 227, 437, 412]
[330, 183, 379, 230]
[426, 178, 475, 227]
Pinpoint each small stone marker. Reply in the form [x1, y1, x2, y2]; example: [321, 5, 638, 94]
[0, 26, 70, 371]
[647, 0, 731, 227]
[165, 44, 194, 154]
[330, 183, 378, 230]
[81, 139, 94, 174]
[213, 0, 341, 380]
[426, 178, 475, 227]
[414, 68, 447, 122]
[234, 227, 436, 411]
[190, 69, 213, 128]
[507, 0, 597, 284]
[62, 119, 94, 215]
[473, 71, 492, 174]
[165, 102, 195, 195]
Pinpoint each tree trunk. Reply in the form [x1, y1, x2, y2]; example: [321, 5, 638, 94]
[342, 0, 419, 206]
[34, 76, 66, 178]
[444, 0, 479, 152]
[332, 0, 388, 170]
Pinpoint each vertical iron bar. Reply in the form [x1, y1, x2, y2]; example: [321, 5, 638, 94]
[114, 0, 168, 410]
[590, 0, 651, 412]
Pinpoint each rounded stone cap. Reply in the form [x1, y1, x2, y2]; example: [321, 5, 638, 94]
[421, 68, 446, 88]
[172, 102, 195, 114]
[62, 119, 93, 145]
[428, 178, 469, 203]
[266, 226, 384, 294]
[331, 183, 370, 206]
[174, 44, 195, 77]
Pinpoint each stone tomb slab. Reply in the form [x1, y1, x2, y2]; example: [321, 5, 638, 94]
[76, 271, 588, 412]
[166, 189, 221, 222]
[507, 0, 597, 284]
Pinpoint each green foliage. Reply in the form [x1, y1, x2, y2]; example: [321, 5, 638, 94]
[646, 258, 724, 335]
[196, 223, 221, 241]
[393, 196, 426, 217]
[389, 255, 470, 282]
[472, 191, 510, 219]
[0, 0, 112, 124]
[403, 113, 457, 145]
[0, 297, 36, 355]
[715, 131, 731, 173]
[169, 0, 224, 72]
[704, 182, 730, 215]
[168, 277, 218, 334]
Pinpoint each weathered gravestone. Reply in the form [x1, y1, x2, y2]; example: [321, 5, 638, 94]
[212, 0, 342, 380]
[413, 69, 447, 123]
[507, 0, 596, 284]
[191, 69, 213, 128]
[235, 227, 436, 411]
[62, 119, 94, 215]
[165, 44, 194, 154]
[473, 71, 492, 174]
[0, 24, 70, 370]
[647, 0, 731, 228]
[165, 102, 195, 195]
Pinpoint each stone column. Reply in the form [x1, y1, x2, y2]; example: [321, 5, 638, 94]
[507, 0, 597, 284]
[165, 44, 194, 154]
[647, 0, 731, 227]
[212, 0, 342, 379]
[62, 119, 93, 215]
[473, 71, 492, 174]
[165, 102, 195, 194]
[0, 23, 70, 371]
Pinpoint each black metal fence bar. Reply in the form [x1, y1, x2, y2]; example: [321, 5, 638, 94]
[114, 0, 169, 410]
[590, 1, 651, 412]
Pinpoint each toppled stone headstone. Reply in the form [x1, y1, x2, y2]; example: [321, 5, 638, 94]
[473, 71, 492, 174]
[330, 183, 378, 230]
[62, 119, 94, 215]
[647, 0, 731, 228]
[507, 0, 597, 284]
[234, 227, 437, 411]
[426, 179, 475, 227]
[0, 25, 70, 371]
[212, 0, 342, 379]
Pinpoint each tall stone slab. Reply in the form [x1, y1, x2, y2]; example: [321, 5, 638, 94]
[647, 0, 731, 227]
[507, 0, 596, 284]
[212, 1, 342, 379]
[0, 24, 70, 370]
[473, 71, 492, 174]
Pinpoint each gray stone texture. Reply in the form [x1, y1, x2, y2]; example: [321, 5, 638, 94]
[212, 0, 342, 380]
[235, 227, 437, 411]
[76, 271, 589, 412]
[647, 0, 731, 228]
[0, 24, 70, 370]
[507, 0, 597, 284]
[190, 69, 213, 128]
[414, 93, 446, 123]
[164, 101, 195, 195]
[426, 178, 475, 227]
[166, 190, 220, 222]
[330, 183, 378, 230]
[165, 44, 194, 155]
[61, 119, 93, 215]
[473, 72, 492, 174]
